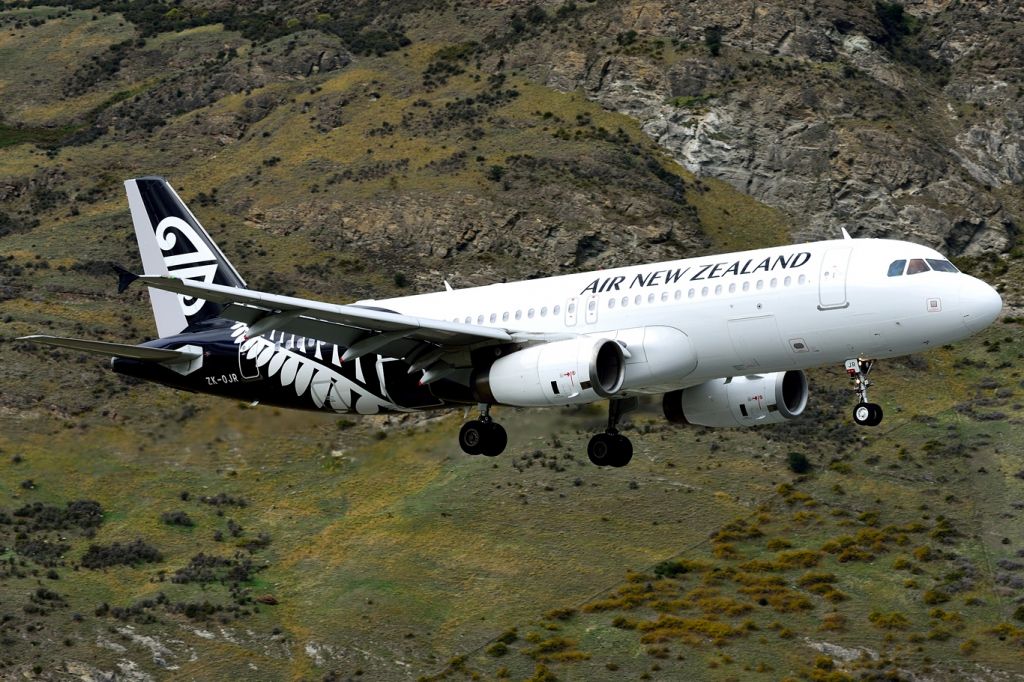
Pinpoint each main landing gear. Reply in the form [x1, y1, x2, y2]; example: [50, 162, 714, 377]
[587, 397, 638, 468]
[845, 358, 884, 426]
[459, 404, 508, 457]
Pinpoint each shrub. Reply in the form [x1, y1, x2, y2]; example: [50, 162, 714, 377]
[913, 546, 933, 561]
[787, 452, 811, 473]
[922, 589, 950, 605]
[81, 540, 162, 569]
[868, 610, 910, 630]
[705, 26, 724, 56]
[161, 511, 194, 527]
[486, 642, 508, 657]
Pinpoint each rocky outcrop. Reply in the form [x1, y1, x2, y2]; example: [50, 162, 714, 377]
[504, 0, 1021, 255]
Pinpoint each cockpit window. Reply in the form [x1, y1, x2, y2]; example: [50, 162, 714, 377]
[906, 258, 930, 275]
[927, 259, 958, 273]
[887, 260, 906, 277]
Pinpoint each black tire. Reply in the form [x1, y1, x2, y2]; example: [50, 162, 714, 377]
[853, 403, 883, 427]
[481, 423, 507, 457]
[459, 420, 486, 455]
[609, 434, 633, 468]
[588, 433, 615, 466]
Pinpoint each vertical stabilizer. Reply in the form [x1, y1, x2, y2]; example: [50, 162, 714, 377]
[124, 177, 246, 336]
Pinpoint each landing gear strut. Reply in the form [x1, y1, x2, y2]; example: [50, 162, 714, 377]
[845, 358, 883, 426]
[588, 397, 638, 467]
[459, 404, 507, 457]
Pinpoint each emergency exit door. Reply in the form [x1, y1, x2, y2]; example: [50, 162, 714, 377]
[818, 248, 851, 310]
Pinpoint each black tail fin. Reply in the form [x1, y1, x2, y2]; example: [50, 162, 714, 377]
[124, 176, 246, 336]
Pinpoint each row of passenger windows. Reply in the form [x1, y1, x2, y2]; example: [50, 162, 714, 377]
[453, 274, 809, 325]
[887, 258, 958, 277]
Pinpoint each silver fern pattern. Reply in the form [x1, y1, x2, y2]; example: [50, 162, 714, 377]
[230, 323, 404, 415]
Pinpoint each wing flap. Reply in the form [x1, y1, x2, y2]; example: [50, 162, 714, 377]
[18, 335, 201, 363]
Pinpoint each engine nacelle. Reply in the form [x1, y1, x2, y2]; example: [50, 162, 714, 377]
[474, 338, 625, 407]
[663, 370, 808, 428]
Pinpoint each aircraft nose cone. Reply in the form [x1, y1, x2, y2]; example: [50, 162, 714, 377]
[959, 277, 1002, 333]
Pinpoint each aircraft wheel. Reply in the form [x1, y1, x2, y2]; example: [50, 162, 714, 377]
[853, 403, 883, 427]
[480, 422, 507, 457]
[459, 420, 486, 455]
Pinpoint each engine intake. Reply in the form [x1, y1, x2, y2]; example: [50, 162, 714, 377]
[474, 337, 625, 407]
[663, 370, 808, 428]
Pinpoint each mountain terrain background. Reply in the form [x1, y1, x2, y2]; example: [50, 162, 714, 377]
[1, 0, 1023, 679]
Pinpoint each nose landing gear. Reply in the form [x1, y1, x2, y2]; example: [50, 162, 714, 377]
[588, 397, 638, 467]
[459, 404, 507, 457]
[846, 358, 883, 426]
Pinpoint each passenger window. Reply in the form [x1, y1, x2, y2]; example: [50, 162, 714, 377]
[464, 316, 471, 324]
[742, 281, 750, 292]
[701, 286, 709, 297]
[540, 307, 547, 317]
[553, 305, 560, 315]
[674, 290, 682, 300]
[515, 310, 522, 320]
[588, 300, 596, 311]
[489, 313, 496, 323]
[728, 283, 736, 293]
[688, 288, 695, 299]
[568, 303, 575, 314]
[502, 312, 509, 322]
[648, 293, 655, 304]
[927, 259, 958, 273]
[887, 259, 906, 277]
[784, 276, 791, 287]
[770, 278, 777, 288]
[634, 294, 641, 305]
[798, 275, 806, 285]
[621, 296, 628, 307]
[528, 309, 535, 318]
[608, 298, 615, 309]
[661, 291, 669, 302]
[477, 315, 484, 324]
[756, 280, 764, 290]
[907, 259, 930, 275]
[714, 285, 722, 295]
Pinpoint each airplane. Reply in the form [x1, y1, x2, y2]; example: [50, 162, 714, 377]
[21, 177, 1003, 467]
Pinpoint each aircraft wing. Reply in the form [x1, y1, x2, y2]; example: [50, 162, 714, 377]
[132, 275, 531, 370]
[18, 335, 201, 363]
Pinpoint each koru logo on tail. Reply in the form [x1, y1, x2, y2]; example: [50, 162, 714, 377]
[155, 216, 218, 315]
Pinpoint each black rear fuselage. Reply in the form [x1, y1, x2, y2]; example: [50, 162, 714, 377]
[112, 319, 474, 414]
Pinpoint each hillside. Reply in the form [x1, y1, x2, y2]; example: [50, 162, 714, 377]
[1, 1, 1023, 680]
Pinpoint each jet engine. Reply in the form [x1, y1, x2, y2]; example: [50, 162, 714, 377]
[662, 370, 808, 428]
[474, 337, 625, 407]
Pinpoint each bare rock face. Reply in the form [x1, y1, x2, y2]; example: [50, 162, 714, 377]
[525, 0, 1021, 255]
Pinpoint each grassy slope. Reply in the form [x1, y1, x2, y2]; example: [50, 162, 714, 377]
[1, 6, 1023, 681]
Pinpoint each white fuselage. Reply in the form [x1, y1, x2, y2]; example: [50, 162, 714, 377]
[369, 238, 1002, 394]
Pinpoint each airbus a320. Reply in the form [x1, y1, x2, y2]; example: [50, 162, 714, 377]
[22, 177, 1003, 467]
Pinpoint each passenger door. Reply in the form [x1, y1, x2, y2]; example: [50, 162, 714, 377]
[818, 248, 851, 310]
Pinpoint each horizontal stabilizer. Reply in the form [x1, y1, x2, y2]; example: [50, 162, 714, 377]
[112, 263, 139, 294]
[17, 335, 201, 363]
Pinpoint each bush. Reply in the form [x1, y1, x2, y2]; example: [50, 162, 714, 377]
[487, 165, 506, 182]
[81, 540, 162, 569]
[161, 511, 194, 527]
[705, 26, 724, 56]
[787, 452, 811, 474]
